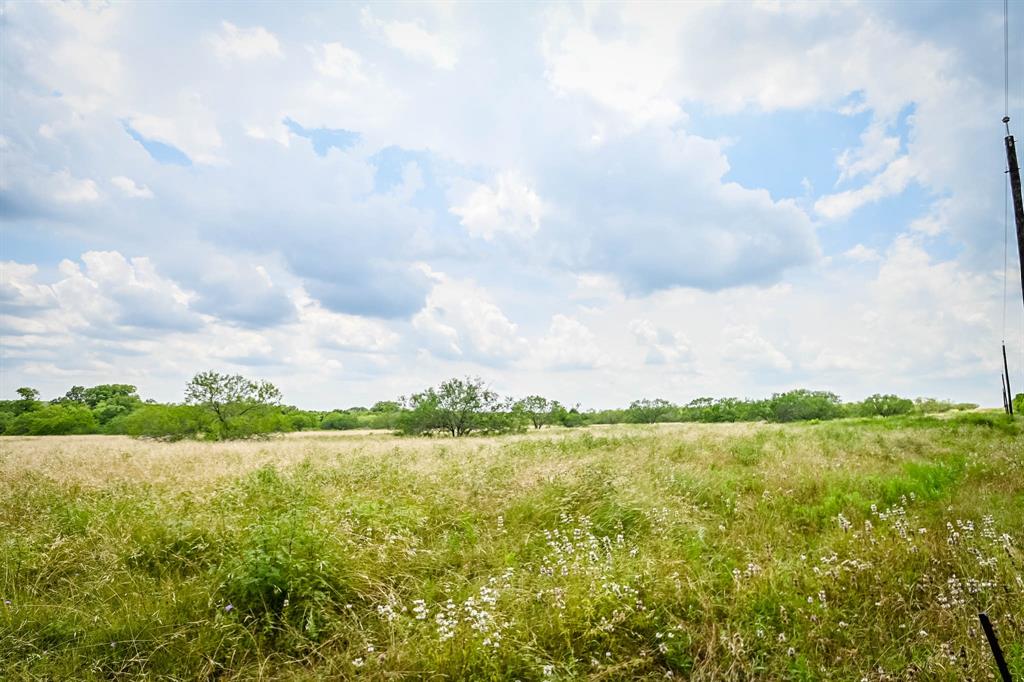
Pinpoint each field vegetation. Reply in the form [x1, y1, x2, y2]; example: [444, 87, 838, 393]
[1, 416, 1022, 679]
[0, 374, 989, 440]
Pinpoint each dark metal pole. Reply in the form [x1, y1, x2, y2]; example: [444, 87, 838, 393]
[1004, 344, 1015, 415]
[1003, 374, 1010, 414]
[1004, 117, 1024, 311]
[979, 612, 1013, 682]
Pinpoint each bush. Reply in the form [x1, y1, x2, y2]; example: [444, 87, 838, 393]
[858, 394, 914, 417]
[106, 405, 210, 440]
[6, 404, 98, 435]
[321, 411, 360, 430]
[626, 399, 675, 424]
[283, 410, 320, 431]
[398, 377, 512, 436]
[766, 389, 842, 422]
[1014, 393, 1023, 414]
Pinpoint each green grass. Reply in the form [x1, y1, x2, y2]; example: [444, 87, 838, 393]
[1, 417, 1022, 680]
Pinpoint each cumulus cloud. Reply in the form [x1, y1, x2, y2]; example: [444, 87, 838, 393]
[721, 325, 793, 372]
[209, 22, 282, 61]
[541, 129, 820, 292]
[110, 176, 153, 198]
[360, 8, 457, 69]
[449, 171, 543, 240]
[412, 272, 526, 364]
[2, 251, 202, 341]
[534, 314, 607, 370]
[629, 319, 693, 367]
[125, 95, 225, 166]
[815, 156, 914, 220]
[313, 42, 367, 82]
[51, 170, 100, 203]
[843, 244, 881, 262]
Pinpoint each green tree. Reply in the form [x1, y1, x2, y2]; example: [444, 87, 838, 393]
[627, 398, 675, 424]
[518, 395, 554, 429]
[184, 371, 283, 439]
[106, 404, 209, 440]
[14, 387, 41, 415]
[766, 389, 842, 422]
[82, 384, 139, 408]
[399, 377, 503, 437]
[1014, 393, 1024, 414]
[7, 404, 98, 435]
[61, 386, 87, 404]
[16, 387, 39, 402]
[321, 411, 360, 430]
[859, 394, 913, 417]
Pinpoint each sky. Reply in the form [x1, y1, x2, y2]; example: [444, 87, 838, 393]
[2, 0, 1024, 410]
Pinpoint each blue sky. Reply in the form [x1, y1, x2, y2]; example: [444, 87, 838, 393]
[2, 0, 1023, 409]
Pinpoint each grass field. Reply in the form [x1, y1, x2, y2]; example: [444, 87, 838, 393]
[1, 415, 1022, 680]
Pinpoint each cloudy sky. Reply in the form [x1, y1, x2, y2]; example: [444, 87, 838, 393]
[2, 0, 1023, 409]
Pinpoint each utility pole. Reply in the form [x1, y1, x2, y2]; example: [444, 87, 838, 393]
[1004, 117, 1024, 311]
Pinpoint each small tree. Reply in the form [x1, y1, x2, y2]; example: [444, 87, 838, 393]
[14, 387, 40, 415]
[518, 395, 553, 429]
[82, 384, 139, 408]
[184, 371, 283, 439]
[766, 389, 842, 422]
[61, 386, 87, 404]
[859, 394, 913, 417]
[627, 398, 675, 424]
[321, 411, 360, 430]
[398, 376, 504, 437]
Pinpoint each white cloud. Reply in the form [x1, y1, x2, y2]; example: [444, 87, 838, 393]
[2, 251, 201, 341]
[1, 262, 58, 310]
[836, 123, 902, 183]
[449, 171, 543, 240]
[296, 291, 398, 354]
[412, 272, 526, 363]
[534, 314, 607, 370]
[843, 244, 881, 262]
[126, 94, 224, 164]
[361, 8, 457, 69]
[51, 170, 99, 203]
[629, 319, 693, 367]
[209, 22, 282, 61]
[313, 42, 367, 82]
[814, 156, 914, 220]
[543, 5, 682, 126]
[722, 325, 792, 372]
[110, 176, 153, 198]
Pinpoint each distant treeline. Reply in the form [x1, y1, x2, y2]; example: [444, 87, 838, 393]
[0, 373, 998, 440]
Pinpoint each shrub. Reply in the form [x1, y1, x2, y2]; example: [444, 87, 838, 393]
[321, 411, 360, 430]
[106, 405, 210, 440]
[6, 404, 98, 435]
[1014, 393, 1024, 414]
[626, 398, 675, 423]
[858, 394, 914, 417]
[766, 389, 842, 422]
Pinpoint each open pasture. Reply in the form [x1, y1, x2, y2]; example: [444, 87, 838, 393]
[1, 417, 1022, 680]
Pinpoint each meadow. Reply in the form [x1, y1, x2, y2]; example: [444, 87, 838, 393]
[1, 415, 1022, 680]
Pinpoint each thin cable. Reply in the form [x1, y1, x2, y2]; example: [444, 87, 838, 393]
[1006, 0, 1010, 118]
[1006, 172, 1010, 343]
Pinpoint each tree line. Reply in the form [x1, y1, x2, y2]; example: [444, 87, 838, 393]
[0, 373, 992, 440]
